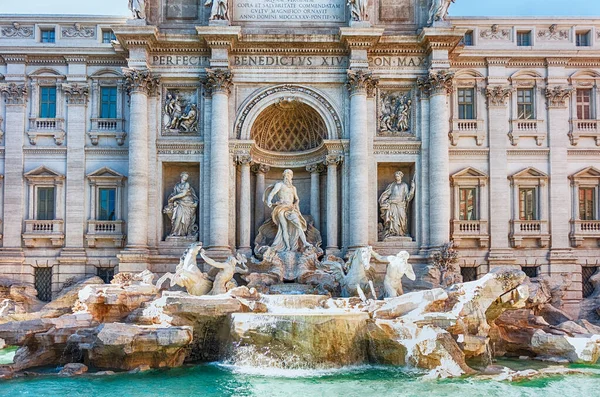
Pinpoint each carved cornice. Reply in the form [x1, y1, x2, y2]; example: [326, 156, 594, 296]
[486, 85, 513, 107]
[156, 142, 204, 155]
[372, 141, 421, 155]
[1, 23, 33, 38]
[0, 83, 27, 105]
[417, 70, 454, 96]
[545, 86, 573, 108]
[346, 69, 378, 96]
[62, 83, 89, 105]
[203, 68, 233, 95]
[61, 23, 95, 38]
[123, 68, 160, 96]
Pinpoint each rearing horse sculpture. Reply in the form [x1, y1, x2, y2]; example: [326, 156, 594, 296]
[156, 242, 213, 296]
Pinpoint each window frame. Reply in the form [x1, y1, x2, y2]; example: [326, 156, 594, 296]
[36, 186, 56, 221]
[458, 187, 478, 221]
[99, 86, 118, 119]
[576, 88, 593, 120]
[517, 88, 535, 120]
[24, 165, 65, 222]
[101, 29, 116, 44]
[462, 31, 474, 46]
[39, 86, 57, 119]
[517, 31, 532, 46]
[457, 87, 475, 120]
[576, 31, 591, 47]
[519, 186, 538, 221]
[40, 28, 56, 43]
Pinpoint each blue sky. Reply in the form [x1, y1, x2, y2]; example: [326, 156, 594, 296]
[1, 0, 599, 17]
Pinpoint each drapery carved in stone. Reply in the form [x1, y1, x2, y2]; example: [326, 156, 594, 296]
[545, 86, 573, 108]
[251, 98, 327, 153]
[348, 0, 368, 22]
[379, 91, 412, 135]
[486, 85, 513, 107]
[0, 83, 28, 104]
[417, 70, 454, 96]
[203, 68, 233, 95]
[61, 23, 95, 38]
[1, 22, 33, 38]
[163, 89, 198, 133]
[62, 83, 89, 105]
[479, 24, 510, 40]
[123, 68, 160, 96]
[537, 24, 568, 41]
[346, 69, 379, 95]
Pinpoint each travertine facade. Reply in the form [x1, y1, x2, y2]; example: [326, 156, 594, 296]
[0, 1, 599, 315]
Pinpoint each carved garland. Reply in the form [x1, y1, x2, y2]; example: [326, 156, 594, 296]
[417, 70, 454, 96]
[61, 23, 95, 38]
[0, 83, 28, 104]
[1, 23, 33, 38]
[235, 85, 343, 140]
[123, 68, 161, 96]
[62, 83, 89, 105]
[486, 85, 513, 107]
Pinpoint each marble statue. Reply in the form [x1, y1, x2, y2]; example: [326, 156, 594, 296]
[163, 92, 198, 133]
[347, 0, 368, 22]
[128, 0, 146, 19]
[379, 171, 416, 239]
[156, 243, 213, 296]
[380, 92, 412, 135]
[200, 249, 249, 295]
[383, 251, 416, 298]
[264, 169, 312, 252]
[328, 246, 384, 299]
[428, 0, 455, 24]
[163, 172, 199, 237]
[204, 0, 228, 20]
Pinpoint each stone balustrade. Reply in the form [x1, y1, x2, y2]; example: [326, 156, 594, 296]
[510, 219, 550, 248]
[450, 118, 485, 146]
[570, 219, 600, 247]
[451, 220, 489, 247]
[86, 220, 126, 248]
[22, 219, 65, 248]
[569, 119, 600, 145]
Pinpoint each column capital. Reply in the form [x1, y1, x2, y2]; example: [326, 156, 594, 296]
[234, 152, 252, 166]
[62, 83, 89, 106]
[123, 68, 161, 96]
[417, 69, 454, 96]
[204, 68, 233, 95]
[0, 83, 27, 105]
[346, 69, 378, 96]
[251, 163, 270, 174]
[306, 163, 325, 174]
[486, 85, 514, 107]
[324, 154, 344, 166]
[545, 86, 573, 109]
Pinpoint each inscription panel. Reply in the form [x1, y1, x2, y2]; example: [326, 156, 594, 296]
[233, 0, 346, 23]
[379, 0, 413, 22]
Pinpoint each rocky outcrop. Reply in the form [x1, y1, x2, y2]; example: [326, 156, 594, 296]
[40, 277, 105, 318]
[59, 363, 88, 376]
[78, 283, 159, 322]
[0, 278, 44, 321]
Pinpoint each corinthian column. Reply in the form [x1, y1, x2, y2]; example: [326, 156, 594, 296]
[236, 153, 252, 254]
[123, 69, 159, 254]
[418, 70, 453, 247]
[325, 155, 342, 253]
[252, 163, 270, 233]
[347, 69, 378, 249]
[203, 68, 233, 255]
[306, 164, 324, 229]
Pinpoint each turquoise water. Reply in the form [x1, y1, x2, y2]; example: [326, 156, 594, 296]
[1, 362, 600, 397]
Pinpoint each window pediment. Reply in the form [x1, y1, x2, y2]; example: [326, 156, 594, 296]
[87, 167, 126, 185]
[570, 166, 600, 184]
[510, 167, 548, 184]
[24, 165, 64, 183]
[451, 167, 488, 186]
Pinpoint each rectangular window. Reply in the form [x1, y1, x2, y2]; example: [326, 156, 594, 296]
[37, 187, 55, 221]
[576, 31, 590, 47]
[34, 267, 53, 302]
[579, 187, 596, 220]
[576, 89, 592, 120]
[100, 87, 118, 119]
[102, 30, 116, 44]
[459, 187, 477, 220]
[461, 267, 477, 282]
[517, 88, 534, 120]
[457, 88, 475, 120]
[98, 188, 116, 221]
[583, 267, 599, 298]
[97, 267, 115, 284]
[517, 31, 531, 46]
[463, 31, 473, 46]
[519, 187, 537, 220]
[41, 29, 55, 43]
[522, 266, 539, 278]
[39, 86, 57, 119]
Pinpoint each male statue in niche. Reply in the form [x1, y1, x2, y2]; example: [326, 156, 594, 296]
[379, 171, 416, 239]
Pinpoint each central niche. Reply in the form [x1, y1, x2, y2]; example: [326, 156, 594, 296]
[251, 98, 327, 152]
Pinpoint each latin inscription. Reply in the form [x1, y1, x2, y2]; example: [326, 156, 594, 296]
[233, 0, 346, 22]
[233, 55, 347, 67]
[368, 56, 428, 68]
[152, 55, 210, 66]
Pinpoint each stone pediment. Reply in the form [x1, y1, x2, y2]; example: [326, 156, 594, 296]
[451, 167, 488, 186]
[570, 166, 600, 181]
[24, 165, 64, 182]
[87, 167, 127, 183]
[509, 167, 548, 182]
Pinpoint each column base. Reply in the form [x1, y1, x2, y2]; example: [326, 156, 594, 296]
[117, 247, 150, 274]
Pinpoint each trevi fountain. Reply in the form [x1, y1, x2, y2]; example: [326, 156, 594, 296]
[0, 0, 600, 396]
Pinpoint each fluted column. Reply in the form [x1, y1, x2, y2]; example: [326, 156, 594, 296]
[306, 164, 324, 228]
[252, 163, 270, 233]
[325, 155, 342, 252]
[347, 70, 378, 249]
[418, 70, 453, 247]
[204, 68, 233, 254]
[236, 153, 252, 254]
[123, 69, 159, 251]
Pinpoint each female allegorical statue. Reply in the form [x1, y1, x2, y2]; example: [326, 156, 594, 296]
[163, 172, 199, 237]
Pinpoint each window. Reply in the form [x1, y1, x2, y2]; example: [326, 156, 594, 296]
[579, 187, 596, 220]
[517, 88, 534, 119]
[576, 89, 593, 120]
[463, 31, 473, 46]
[461, 267, 477, 282]
[457, 88, 475, 120]
[41, 29, 55, 43]
[97, 267, 115, 283]
[37, 187, 55, 220]
[39, 87, 57, 119]
[459, 188, 477, 220]
[583, 267, 599, 298]
[102, 30, 116, 44]
[35, 267, 53, 302]
[522, 266, 539, 278]
[517, 31, 531, 46]
[100, 87, 118, 119]
[99, 188, 116, 221]
[519, 187, 537, 220]
[576, 31, 590, 47]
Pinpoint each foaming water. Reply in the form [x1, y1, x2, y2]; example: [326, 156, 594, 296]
[216, 362, 422, 378]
